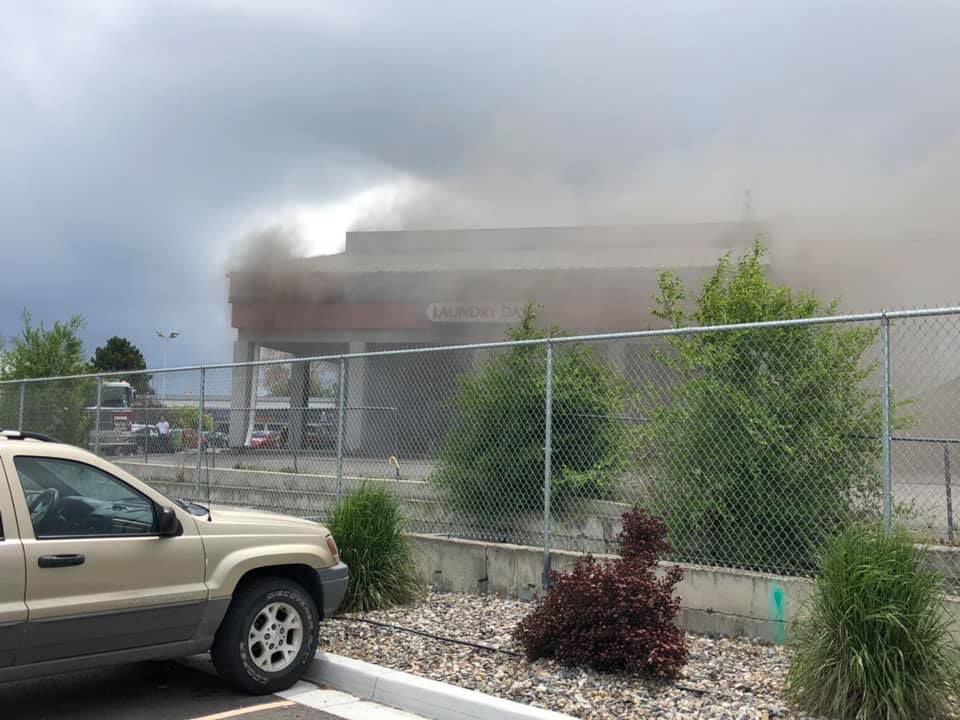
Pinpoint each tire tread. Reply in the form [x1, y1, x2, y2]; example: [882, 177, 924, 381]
[211, 576, 318, 694]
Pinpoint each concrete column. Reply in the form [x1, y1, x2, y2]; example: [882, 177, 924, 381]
[288, 359, 310, 450]
[228, 339, 259, 448]
[345, 341, 367, 453]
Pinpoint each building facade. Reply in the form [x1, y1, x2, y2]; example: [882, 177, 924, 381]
[227, 223, 761, 452]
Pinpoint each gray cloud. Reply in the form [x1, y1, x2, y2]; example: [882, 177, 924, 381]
[2, 0, 960, 366]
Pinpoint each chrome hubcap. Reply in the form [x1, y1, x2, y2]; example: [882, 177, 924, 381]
[247, 601, 303, 672]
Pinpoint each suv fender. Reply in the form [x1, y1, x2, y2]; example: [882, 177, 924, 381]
[205, 544, 335, 600]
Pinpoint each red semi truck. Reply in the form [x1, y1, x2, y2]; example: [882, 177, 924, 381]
[87, 380, 136, 455]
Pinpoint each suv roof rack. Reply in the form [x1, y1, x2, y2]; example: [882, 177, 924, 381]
[0, 430, 59, 442]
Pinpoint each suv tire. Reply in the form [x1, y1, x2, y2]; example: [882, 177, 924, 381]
[211, 577, 319, 694]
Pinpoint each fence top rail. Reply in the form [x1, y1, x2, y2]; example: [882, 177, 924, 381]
[892, 435, 960, 445]
[2, 304, 959, 386]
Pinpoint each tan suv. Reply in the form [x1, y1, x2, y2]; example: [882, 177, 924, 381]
[0, 431, 348, 694]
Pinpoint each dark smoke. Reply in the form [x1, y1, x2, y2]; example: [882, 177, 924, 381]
[229, 223, 336, 306]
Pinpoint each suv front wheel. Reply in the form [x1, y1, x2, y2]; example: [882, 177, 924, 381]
[211, 577, 319, 694]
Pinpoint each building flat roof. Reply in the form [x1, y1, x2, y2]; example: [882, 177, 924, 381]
[341, 222, 761, 253]
[303, 245, 754, 274]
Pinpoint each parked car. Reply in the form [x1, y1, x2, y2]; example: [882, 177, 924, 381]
[179, 428, 203, 450]
[201, 431, 229, 449]
[0, 429, 348, 692]
[304, 419, 336, 450]
[132, 424, 164, 454]
[246, 430, 279, 450]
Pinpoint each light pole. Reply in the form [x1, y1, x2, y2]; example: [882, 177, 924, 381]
[156, 331, 180, 399]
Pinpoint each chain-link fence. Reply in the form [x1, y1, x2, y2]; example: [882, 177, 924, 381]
[3, 307, 960, 586]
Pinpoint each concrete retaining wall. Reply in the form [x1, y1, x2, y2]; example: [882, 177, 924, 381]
[117, 461, 435, 519]
[119, 461, 632, 551]
[125, 462, 960, 644]
[408, 533, 960, 645]
[126, 461, 960, 579]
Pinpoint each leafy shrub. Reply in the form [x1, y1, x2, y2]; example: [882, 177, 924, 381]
[787, 524, 960, 720]
[166, 406, 215, 433]
[646, 240, 892, 574]
[434, 304, 635, 529]
[515, 508, 686, 677]
[327, 484, 421, 612]
[0, 312, 94, 446]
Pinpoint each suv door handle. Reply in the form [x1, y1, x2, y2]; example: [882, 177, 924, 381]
[38, 554, 86, 568]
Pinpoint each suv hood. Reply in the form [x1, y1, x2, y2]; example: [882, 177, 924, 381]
[192, 506, 329, 538]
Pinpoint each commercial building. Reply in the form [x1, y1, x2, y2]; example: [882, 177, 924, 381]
[227, 223, 760, 452]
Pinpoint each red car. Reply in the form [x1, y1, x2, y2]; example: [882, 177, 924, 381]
[246, 430, 279, 450]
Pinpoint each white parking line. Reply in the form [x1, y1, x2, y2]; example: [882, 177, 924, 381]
[278, 683, 427, 720]
[175, 659, 428, 720]
[187, 700, 296, 720]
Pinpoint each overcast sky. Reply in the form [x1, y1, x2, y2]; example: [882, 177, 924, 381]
[2, 1, 959, 367]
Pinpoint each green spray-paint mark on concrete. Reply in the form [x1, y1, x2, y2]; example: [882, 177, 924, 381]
[770, 584, 786, 645]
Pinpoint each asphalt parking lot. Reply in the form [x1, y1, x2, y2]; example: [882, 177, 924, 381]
[1, 660, 340, 720]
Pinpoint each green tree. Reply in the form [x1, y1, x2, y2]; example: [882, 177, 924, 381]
[2, 311, 88, 379]
[90, 336, 152, 393]
[151, 407, 215, 450]
[0, 311, 93, 445]
[434, 304, 635, 533]
[645, 240, 887, 574]
[165, 407, 215, 433]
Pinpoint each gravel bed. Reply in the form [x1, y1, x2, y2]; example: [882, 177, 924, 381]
[318, 592, 813, 719]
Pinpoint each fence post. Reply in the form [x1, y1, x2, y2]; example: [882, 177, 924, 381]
[195, 367, 205, 498]
[881, 314, 893, 528]
[93, 377, 102, 455]
[18, 383, 26, 431]
[290, 369, 299, 475]
[335, 356, 347, 505]
[542, 341, 555, 588]
[393, 407, 400, 461]
[945, 444, 955, 544]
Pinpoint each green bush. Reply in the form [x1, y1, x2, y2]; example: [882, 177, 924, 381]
[646, 240, 891, 574]
[327, 484, 421, 612]
[22, 378, 95, 447]
[787, 524, 959, 719]
[434, 304, 636, 530]
[166, 406, 215, 433]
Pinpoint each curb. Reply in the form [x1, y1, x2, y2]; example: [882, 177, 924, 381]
[305, 652, 576, 720]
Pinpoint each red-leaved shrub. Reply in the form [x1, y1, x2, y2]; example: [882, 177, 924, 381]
[514, 508, 687, 677]
[619, 506, 674, 564]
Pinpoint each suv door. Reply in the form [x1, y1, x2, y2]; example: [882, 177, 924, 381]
[5, 454, 207, 664]
[0, 461, 27, 667]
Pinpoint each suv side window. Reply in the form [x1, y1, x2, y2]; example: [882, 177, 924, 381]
[13, 457, 157, 538]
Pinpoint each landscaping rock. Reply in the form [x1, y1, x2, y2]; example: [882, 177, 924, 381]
[318, 592, 828, 719]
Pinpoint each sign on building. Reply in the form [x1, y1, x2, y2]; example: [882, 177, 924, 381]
[426, 302, 526, 323]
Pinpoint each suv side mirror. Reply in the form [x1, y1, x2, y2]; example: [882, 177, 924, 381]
[157, 506, 183, 538]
